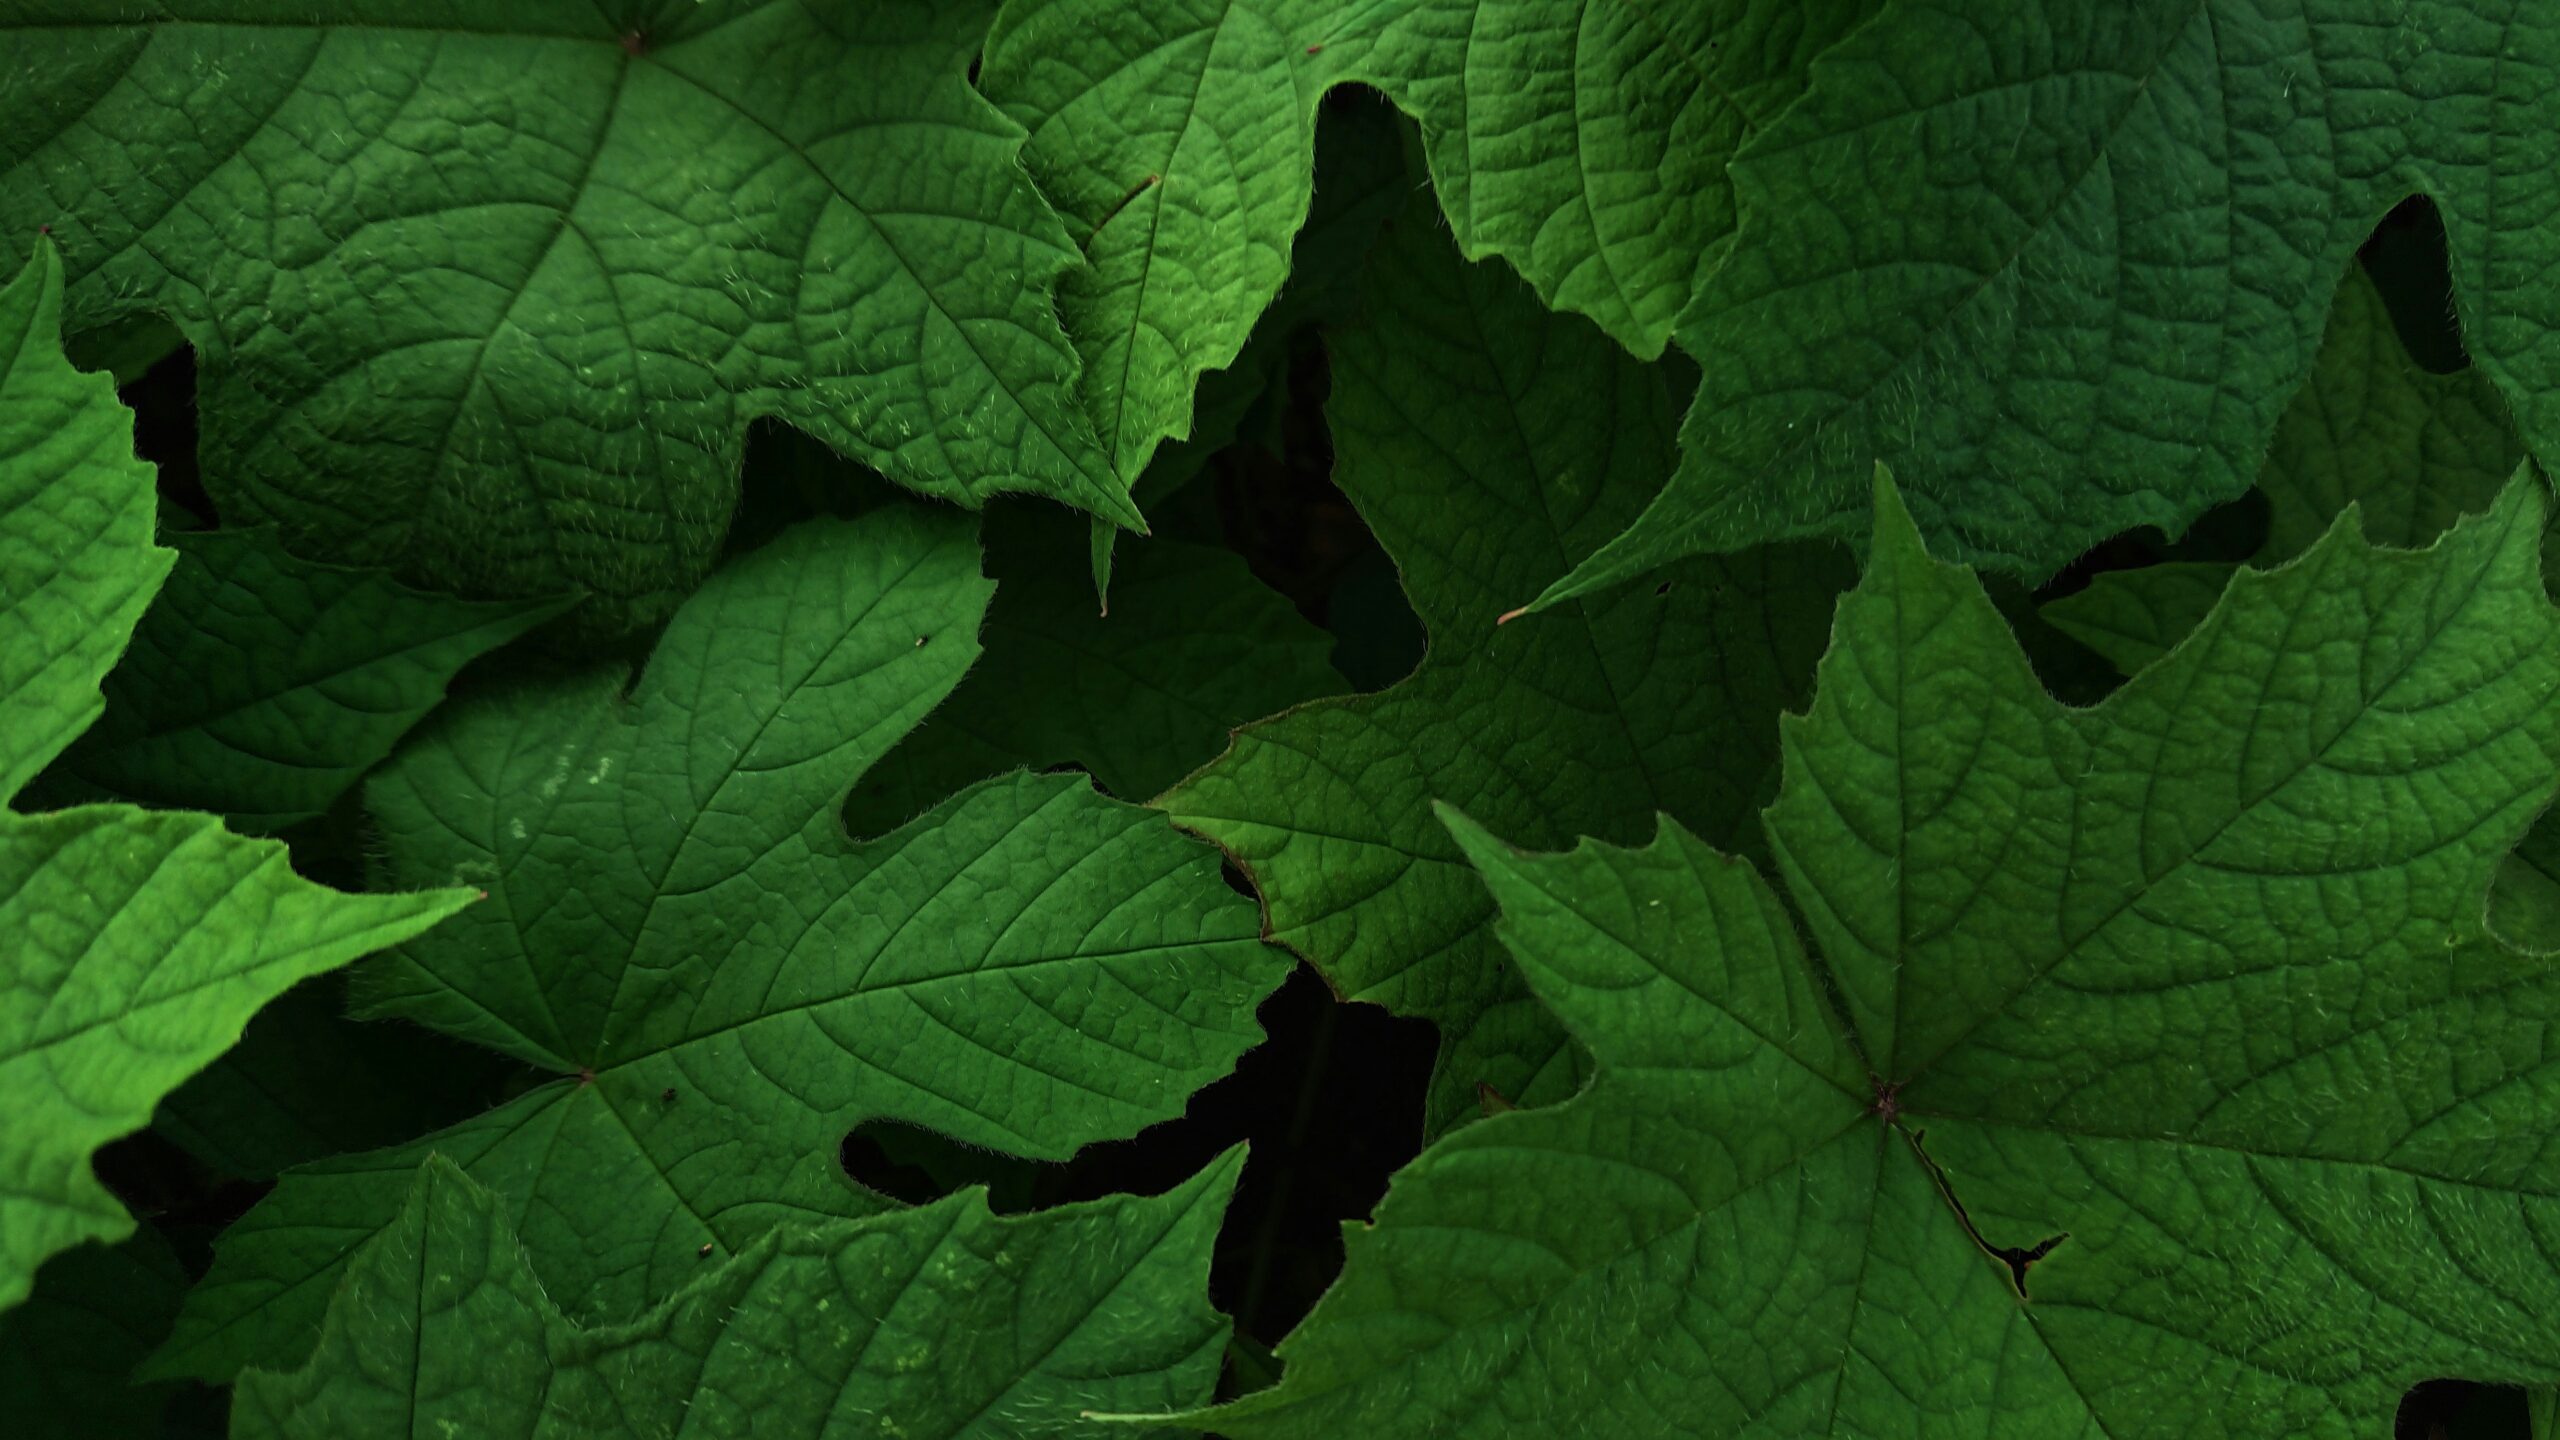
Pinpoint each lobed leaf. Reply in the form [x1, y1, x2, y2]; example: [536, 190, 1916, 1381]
[1165, 205, 1849, 1134]
[154, 502, 1286, 1381]
[1198, 470, 2560, 1436]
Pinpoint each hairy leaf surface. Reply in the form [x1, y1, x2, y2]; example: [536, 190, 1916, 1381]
[0, 0, 1128, 629]
[1542, 0, 2560, 606]
[1165, 208, 1848, 1133]
[233, 1153, 1239, 1440]
[154, 504, 1284, 1380]
[1197, 473, 2560, 1437]
[0, 245, 465, 1310]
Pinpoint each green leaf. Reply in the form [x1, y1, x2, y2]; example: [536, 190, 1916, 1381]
[0, 1230, 187, 1437]
[1164, 207, 1849, 1134]
[982, 0, 1320, 487]
[1200, 472, 2560, 1436]
[982, 0, 1874, 495]
[0, 244, 467, 1312]
[847, 507, 1342, 836]
[1539, 0, 2560, 608]
[232, 1152, 1241, 1440]
[1333, 0, 1881, 357]
[0, 1, 1128, 631]
[2047, 265, 2529, 675]
[28, 528, 564, 831]
[153, 503, 1285, 1380]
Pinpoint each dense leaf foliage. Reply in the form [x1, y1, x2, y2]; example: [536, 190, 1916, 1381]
[1199, 475, 2560, 1437]
[7, 1, 2560, 1435]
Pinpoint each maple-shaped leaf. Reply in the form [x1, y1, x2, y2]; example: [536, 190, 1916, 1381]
[1165, 205, 1849, 1134]
[152, 502, 1285, 1381]
[232, 1153, 1239, 1439]
[1192, 472, 2560, 1437]
[28, 527, 566, 831]
[0, 245, 467, 1312]
[0, 1, 1128, 631]
[980, 0, 1875, 489]
[1538, 0, 2560, 608]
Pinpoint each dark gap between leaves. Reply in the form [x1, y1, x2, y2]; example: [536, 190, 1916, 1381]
[838, 963, 1436, 1350]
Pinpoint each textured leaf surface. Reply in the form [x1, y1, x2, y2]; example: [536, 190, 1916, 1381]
[0, 0, 1127, 629]
[1202, 474, 2560, 1436]
[1543, 0, 2560, 607]
[0, 245, 466, 1311]
[155, 504, 1284, 1380]
[1165, 209, 1848, 1133]
[2049, 265, 2527, 675]
[847, 507, 1341, 836]
[1334, 0, 1880, 356]
[30, 527, 563, 830]
[982, 0, 1873, 491]
[233, 1153, 1239, 1440]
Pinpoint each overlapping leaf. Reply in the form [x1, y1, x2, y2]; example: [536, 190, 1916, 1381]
[0, 245, 467, 1311]
[982, 0, 1874, 492]
[1541, 0, 2560, 608]
[28, 527, 564, 831]
[2049, 265, 2528, 672]
[1194, 473, 2560, 1437]
[153, 502, 1285, 1381]
[0, 0, 1128, 629]
[1165, 207, 1849, 1133]
[234, 1154, 1240, 1440]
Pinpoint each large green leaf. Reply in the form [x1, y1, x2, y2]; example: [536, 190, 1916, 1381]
[1164, 207, 1849, 1134]
[233, 1152, 1240, 1439]
[981, 0, 1876, 490]
[2048, 264, 2527, 675]
[0, 1, 1128, 629]
[1191, 473, 2560, 1436]
[0, 244, 467, 1312]
[28, 527, 564, 831]
[1539, 0, 2560, 607]
[153, 502, 1285, 1380]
